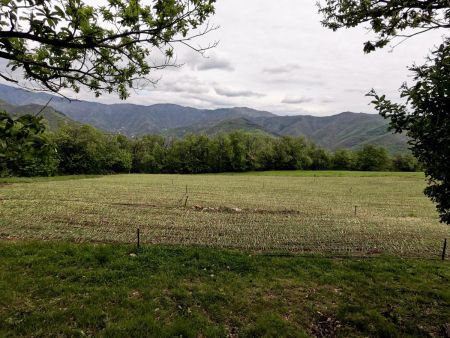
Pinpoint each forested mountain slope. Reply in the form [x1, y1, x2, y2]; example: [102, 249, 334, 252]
[0, 84, 408, 152]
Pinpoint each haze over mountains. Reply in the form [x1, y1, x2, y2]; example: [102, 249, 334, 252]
[0, 84, 408, 152]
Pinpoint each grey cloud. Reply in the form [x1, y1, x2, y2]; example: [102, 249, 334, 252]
[181, 52, 235, 72]
[282, 96, 313, 104]
[263, 64, 301, 74]
[215, 87, 265, 98]
[320, 97, 335, 103]
[197, 58, 235, 71]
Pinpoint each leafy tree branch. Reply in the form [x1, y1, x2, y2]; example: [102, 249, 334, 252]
[318, 0, 449, 52]
[0, 0, 217, 98]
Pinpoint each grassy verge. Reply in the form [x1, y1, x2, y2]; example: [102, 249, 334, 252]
[220, 170, 424, 177]
[1, 241, 449, 337]
[0, 171, 423, 184]
[0, 175, 103, 184]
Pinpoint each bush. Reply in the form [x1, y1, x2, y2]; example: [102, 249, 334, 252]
[392, 154, 420, 172]
[0, 112, 58, 177]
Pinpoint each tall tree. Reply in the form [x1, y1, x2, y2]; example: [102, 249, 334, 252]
[332, 148, 356, 170]
[0, 0, 216, 98]
[209, 133, 233, 172]
[54, 124, 108, 174]
[370, 44, 450, 222]
[319, 0, 450, 224]
[132, 135, 166, 173]
[356, 144, 391, 171]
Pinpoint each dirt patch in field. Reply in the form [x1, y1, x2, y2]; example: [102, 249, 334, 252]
[46, 215, 113, 228]
[311, 312, 341, 337]
[0, 235, 21, 241]
[253, 208, 300, 215]
[113, 202, 159, 208]
[0, 183, 12, 189]
[191, 205, 300, 215]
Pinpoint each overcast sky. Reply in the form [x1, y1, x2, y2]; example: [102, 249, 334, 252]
[1, 0, 446, 116]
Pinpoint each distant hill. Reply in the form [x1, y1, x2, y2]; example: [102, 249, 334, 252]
[0, 84, 408, 152]
[164, 117, 278, 138]
[0, 100, 78, 131]
[252, 112, 409, 152]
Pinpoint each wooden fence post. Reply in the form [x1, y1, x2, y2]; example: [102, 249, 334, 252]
[442, 239, 447, 261]
[137, 228, 140, 250]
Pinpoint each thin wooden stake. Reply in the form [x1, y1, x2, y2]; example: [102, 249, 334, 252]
[354, 206, 357, 216]
[137, 228, 140, 250]
[184, 195, 189, 208]
[442, 239, 447, 261]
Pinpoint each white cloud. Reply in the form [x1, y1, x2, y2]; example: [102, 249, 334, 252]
[156, 76, 210, 95]
[281, 96, 313, 104]
[263, 64, 301, 74]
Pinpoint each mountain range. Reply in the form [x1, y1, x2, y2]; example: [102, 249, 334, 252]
[0, 99, 79, 130]
[0, 84, 409, 152]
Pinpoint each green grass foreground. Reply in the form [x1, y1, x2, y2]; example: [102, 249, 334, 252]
[1, 242, 449, 337]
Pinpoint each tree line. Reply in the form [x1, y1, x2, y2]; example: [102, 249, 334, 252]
[0, 112, 420, 177]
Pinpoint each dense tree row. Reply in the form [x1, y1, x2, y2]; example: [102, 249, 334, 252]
[1, 114, 420, 177]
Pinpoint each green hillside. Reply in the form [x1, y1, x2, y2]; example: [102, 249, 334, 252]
[0, 100, 78, 131]
[164, 117, 277, 137]
[252, 112, 408, 153]
[0, 84, 408, 152]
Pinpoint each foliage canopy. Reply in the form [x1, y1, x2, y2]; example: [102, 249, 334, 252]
[0, 0, 216, 98]
[0, 111, 57, 176]
[319, 0, 450, 224]
[370, 42, 450, 223]
[319, 0, 449, 52]
[0, 111, 420, 176]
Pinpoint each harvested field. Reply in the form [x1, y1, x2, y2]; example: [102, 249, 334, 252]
[0, 172, 448, 257]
